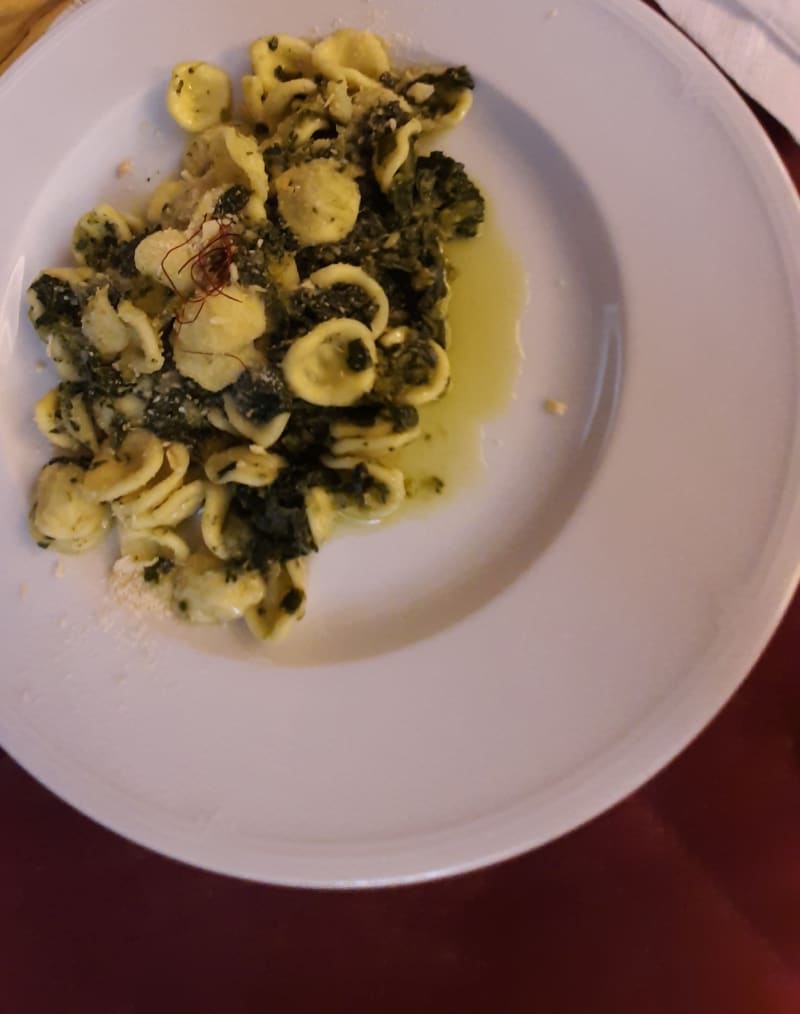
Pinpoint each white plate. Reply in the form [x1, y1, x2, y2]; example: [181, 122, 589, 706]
[0, 0, 798, 887]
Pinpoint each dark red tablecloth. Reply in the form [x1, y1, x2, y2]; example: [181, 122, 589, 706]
[3, 10, 800, 1014]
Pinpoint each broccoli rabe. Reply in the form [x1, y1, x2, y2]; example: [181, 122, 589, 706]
[376, 334, 440, 398]
[231, 469, 322, 566]
[404, 66, 475, 119]
[29, 274, 83, 330]
[414, 151, 485, 240]
[234, 221, 296, 285]
[288, 282, 377, 333]
[213, 184, 251, 218]
[227, 367, 292, 423]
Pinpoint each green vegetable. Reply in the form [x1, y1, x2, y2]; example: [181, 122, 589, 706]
[404, 66, 475, 118]
[29, 274, 82, 329]
[281, 588, 304, 614]
[227, 367, 291, 423]
[346, 338, 371, 372]
[143, 557, 175, 583]
[414, 151, 485, 240]
[213, 184, 251, 218]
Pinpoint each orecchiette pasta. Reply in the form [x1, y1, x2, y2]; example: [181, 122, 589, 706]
[373, 118, 422, 193]
[245, 78, 318, 131]
[219, 396, 290, 448]
[183, 125, 268, 221]
[111, 443, 205, 530]
[118, 524, 191, 564]
[83, 429, 165, 502]
[204, 445, 284, 487]
[396, 341, 451, 406]
[328, 417, 421, 459]
[25, 28, 485, 643]
[322, 456, 407, 519]
[282, 318, 377, 406]
[174, 285, 266, 354]
[72, 205, 132, 266]
[34, 387, 99, 453]
[30, 461, 111, 553]
[166, 62, 232, 133]
[172, 334, 264, 392]
[173, 554, 265, 624]
[311, 29, 391, 89]
[244, 559, 306, 641]
[274, 160, 361, 246]
[250, 35, 314, 89]
[307, 264, 389, 337]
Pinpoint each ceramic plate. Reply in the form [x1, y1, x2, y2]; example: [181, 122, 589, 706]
[0, 0, 798, 886]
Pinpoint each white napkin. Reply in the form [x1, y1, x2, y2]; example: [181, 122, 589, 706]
[656, 0, 800, 143]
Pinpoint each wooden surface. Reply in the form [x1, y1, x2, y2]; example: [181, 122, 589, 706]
[2, 4, 800, 1013]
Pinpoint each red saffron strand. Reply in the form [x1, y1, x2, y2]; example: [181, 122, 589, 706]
[158, 214, 243, 333]
[176, 346, 249, 371]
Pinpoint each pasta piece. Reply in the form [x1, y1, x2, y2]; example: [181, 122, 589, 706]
[204, 445, 284, 487]
[30, 461, 111, 553]
[266, 254, 300, 292]
[378, 325, 412, 348]
[201, 484, 233, 559]
[167, 62, 232, 132]
[116, 302, 164, 378]
[112, 443, 205, 530]
[429, 88, 472, 129]
[328, 417, 421, 459]
[281, 112, 331, 147]
[307, 264, 389, 337]
[146, 179, 185, 225]
[204, 407, 238, 437]
[274, 160, 360, 245]
[172, 334, 264, 392]
[72, 204, 132, 266]
[323, 457, 406, 519]
[83, 429, 164, 502]
[134, 227, 200, 296]
[282, 318, 377, 407]
[183, 125, 268, 221]
[59, 388, 99, 453]
[311, 29, 390, 90]
[396, 341, 450, 405]
[44, 336, 81, 382]
[243, 78, 317, 131]
[109, 393, 147, 429]
[81, 286, 131, 358]
[249, 35, 314, 90]
[174, 285, 266, 353]
[173, 555, 265, 624]
[405, 82, 435, 104]
[34, 388, 82, 452]
[305, 487, 335, 547]
[373, 118, 422, 193]
[323, 80, 352, 124]
[27, 267, 94, 341]
[171, 284, 267, 391]
[244, 559, 306, 641]
[118, 525, 190, 564]
[402, 69, 475, 129]
[380, 331, 451, 404]
[220, 395, 290, 447]
[81, 288, 164, 378]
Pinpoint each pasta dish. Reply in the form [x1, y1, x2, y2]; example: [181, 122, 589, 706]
[26, 29, 485, 641]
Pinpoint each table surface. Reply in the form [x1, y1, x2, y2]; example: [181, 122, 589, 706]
[2, 5, 800, 1013]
